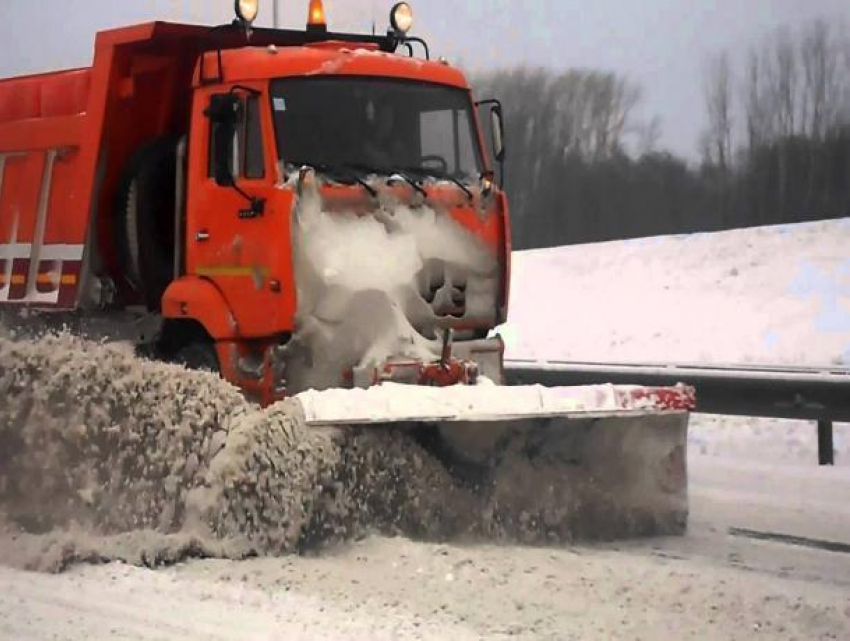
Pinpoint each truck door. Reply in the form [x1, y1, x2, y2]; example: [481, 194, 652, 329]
[186, 86, 289, 338]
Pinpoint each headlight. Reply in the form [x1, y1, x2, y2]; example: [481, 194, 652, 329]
[235, 0, 259, 24]
[390, 2, 414, 34]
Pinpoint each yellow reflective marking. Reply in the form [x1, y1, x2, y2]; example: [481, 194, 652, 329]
[196, 266, 270, 278]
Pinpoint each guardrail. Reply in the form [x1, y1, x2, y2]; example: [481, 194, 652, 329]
[505, 360, 850, 466]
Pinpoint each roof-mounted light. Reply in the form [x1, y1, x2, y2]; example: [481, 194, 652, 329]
[235, 0, 259, 25]
[307, 0, 327, 31]
[390, 2, 414, 35]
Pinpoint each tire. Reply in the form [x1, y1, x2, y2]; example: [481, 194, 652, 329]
[172, 342, 220, 373]
[114, 136, 180, 310]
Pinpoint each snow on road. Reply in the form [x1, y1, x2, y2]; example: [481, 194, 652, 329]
[3, 219, 850, 639]
[2, 454, 849, 640]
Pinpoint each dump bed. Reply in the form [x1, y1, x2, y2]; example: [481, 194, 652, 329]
[0, 68, 93, 307]
[0, 22, 207, 310]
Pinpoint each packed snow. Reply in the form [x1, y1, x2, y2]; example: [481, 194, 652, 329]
[296, 380, 688, 424]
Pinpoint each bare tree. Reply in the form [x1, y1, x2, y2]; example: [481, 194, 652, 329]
[801, 20, 841, 140]
[772, 29, 799, 138]
[743, 48, 773, 151]
[842, 24, 850, 123]
[635, 115, 663, 157]
[703, 52, 734, 171]
[763, 29, 800, 219]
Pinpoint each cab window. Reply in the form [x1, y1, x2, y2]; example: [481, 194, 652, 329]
[208, 94, 265, 180]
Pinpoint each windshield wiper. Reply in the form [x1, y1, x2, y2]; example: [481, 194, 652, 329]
[390, 171, 428, 199]
[289, 161, 378, 198]
[399, 166, 474, 202]
[343, 162, 428, 200]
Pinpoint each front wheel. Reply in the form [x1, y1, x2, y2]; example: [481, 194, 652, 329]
[172, 341, 220, 373]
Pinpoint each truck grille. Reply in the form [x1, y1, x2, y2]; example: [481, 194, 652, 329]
[420, 262, 467, 319]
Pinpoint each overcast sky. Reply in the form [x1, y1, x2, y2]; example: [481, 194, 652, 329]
[1, 0, 846, 157]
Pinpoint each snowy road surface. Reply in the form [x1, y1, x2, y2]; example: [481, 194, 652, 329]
[1, 439, 849, 640]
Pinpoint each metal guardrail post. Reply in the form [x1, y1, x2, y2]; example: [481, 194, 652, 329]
[818, 420, 835, 466]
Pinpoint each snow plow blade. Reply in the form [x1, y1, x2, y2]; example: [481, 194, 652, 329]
[297, 383, 694, 540]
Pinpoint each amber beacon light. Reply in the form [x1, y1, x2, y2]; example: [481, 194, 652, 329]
[307, 0, 327, 30]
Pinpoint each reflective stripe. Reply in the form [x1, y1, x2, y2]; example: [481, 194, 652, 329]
[0, 243, 85, 261]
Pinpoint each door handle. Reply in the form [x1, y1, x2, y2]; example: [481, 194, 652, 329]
[195, 230, 210, 242]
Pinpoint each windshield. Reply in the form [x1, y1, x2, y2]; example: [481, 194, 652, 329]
[270, 77, 483, 181]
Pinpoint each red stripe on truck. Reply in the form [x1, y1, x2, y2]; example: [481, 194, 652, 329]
[7, 259, 29, 300]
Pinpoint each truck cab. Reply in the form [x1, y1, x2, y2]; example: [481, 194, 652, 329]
[0, 1, 509, 405]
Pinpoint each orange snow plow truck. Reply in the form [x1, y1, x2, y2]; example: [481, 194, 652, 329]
[0, 1, 695, 536]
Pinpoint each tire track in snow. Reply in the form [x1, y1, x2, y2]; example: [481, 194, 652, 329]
[0, 569, 245, 640]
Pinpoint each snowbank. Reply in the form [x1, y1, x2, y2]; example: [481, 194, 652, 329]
[504, 218, 850, 366]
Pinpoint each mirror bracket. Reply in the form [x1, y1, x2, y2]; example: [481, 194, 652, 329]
[238, 196, 267, 220]
[231, 175, 266, 219]
[475, 98, 506, 188]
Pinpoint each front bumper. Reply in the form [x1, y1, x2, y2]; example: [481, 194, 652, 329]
[351, 336, 505, 388]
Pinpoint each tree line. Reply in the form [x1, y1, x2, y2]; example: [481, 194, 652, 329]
[472, 19, 850, 249]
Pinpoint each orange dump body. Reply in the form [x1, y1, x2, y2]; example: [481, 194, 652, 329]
[0, 23, 214, 308]
[0, 21, 511, 404]
[0, 67, 91, 306]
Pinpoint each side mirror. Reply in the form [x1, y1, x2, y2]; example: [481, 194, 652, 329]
[205, 94, 242, 187]
[490, 105, 505, 162]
